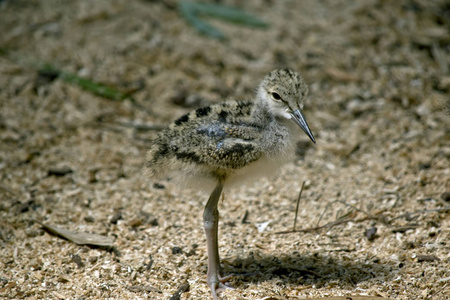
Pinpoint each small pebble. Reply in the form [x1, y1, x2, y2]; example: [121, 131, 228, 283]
[47, 166, 73, 176]
[71, 254, 85, 268]
[417, 255, 440, 262]
[128, 218, 143, 228]
[148, 218, 159, 227]
[365, 226, 378, 241]
[110, 212, 122, 224]
[153, 183, 165, 189]
[172, 246, 183, 255]
[84, 216, 95, 223]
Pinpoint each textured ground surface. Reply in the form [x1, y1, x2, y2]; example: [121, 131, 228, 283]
[1, 0, 449, 299]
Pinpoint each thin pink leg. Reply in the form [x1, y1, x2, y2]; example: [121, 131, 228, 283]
[203, 182, 234, 299]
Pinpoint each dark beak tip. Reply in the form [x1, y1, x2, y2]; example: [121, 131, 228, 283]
[307, 133, 316, 144]
[291, 109, 316, 144]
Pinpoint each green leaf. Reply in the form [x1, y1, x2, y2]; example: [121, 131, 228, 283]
[193, 2, 269, 28]
[40, 64, 130, 101]
[178, 1, 269, 40]
[179, 1, 225, 40]
[60, 72, 129, 101]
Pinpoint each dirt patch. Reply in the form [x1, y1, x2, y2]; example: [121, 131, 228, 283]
[0, 0, 449, 299]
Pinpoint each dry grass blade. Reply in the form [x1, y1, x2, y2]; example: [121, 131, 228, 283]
[276, 215, 366, 234]
[168, 281, 190, 300]
[388, 206, 450, 222]
[337, 200, 377, 220]
[34, 220, 114, 247]
[127, 285, 162, 293]
[293, 180, 306, 231]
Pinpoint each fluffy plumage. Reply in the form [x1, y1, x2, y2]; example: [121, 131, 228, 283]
[145, 69, 315, 299]
[146, 69, 314, 190]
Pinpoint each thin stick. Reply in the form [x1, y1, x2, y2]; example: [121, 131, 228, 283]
[293, 181, 306, 232]
[389, 206, 450, 222]
[317, 200, 336, 227]
[425, 282, 449, 300]
[337, 200, 376, 219]
[276, 206, 450, 235]
[276, 215, 365, 234]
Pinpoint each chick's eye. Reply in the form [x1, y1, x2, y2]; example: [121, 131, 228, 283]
[271, 92, 282, 101]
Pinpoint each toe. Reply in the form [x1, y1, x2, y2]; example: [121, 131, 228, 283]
[218, 273, 233, 284]
[208, 274, 235, 299]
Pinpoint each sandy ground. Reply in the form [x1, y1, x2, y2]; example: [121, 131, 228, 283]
[0, 0, 449, 299]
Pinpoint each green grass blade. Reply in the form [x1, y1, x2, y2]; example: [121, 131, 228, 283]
[178, 1, 269, 40]
[60, 72, 129, 101]
[40, 64, 130, 101]
[179, 1, 225, 39]
[193, 2, 269, 28]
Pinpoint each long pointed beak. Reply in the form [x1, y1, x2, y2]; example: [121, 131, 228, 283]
[290, 109, 316, 144]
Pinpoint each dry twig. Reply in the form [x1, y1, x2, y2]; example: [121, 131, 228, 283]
[293, 181, 306, 232]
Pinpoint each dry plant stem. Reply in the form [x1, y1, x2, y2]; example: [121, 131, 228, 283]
[293, 181, 306, 232]
[127, 285, 162, 293]
[390, 207, 450, 222]
[278, 206, 450, 235]
[425, 282, 449, 300]
[168, 282, 190, 300]
[277, 216, 374, 234]
[316, 199, 336, 227]
[337, 200, 382, 223]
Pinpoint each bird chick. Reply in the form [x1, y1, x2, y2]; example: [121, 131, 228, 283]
[146, 69, 315, 299]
